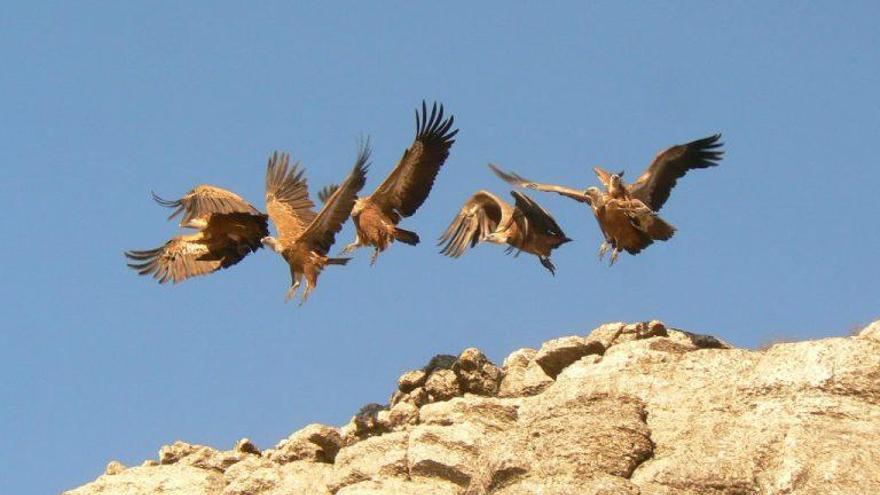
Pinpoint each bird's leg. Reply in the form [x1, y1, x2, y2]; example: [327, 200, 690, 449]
[370, 248, 380, 266]
[539, 256, 556, 276]
[285, 274, 302, 303]
[609, 249, 620, 266]
[340, 241, 359, 255]
[598, 242, 609, 260]
[339, 234, 361, 255]
[299, 284, 313, 306]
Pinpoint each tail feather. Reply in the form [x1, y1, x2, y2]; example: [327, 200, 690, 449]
[394, 228, 420, 246]
[326, 257, 351, 265]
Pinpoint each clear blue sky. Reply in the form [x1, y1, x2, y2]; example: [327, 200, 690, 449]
[2, 2, 878, 493]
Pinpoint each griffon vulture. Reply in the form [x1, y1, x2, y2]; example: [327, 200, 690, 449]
[260, 145, 369, 303]
[490, 134, 723, 265]
[438, 190, 570, 275]
[332, 101, 458, 264]
[125, 187, 270, 284]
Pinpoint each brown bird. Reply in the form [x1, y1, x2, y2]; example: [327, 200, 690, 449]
[438, 190, 570, 275]
[260, 145, 369, 303]
[334, 101, 458, 264]
[125, 187, 270, 284]
[490, 134, 723, 265]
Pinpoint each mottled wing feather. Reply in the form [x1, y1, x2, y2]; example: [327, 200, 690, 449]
[265, 151, 317, 244]
[369, 101, 458, 218]
[438, 190, 507, 258]
[510, 191, 567, 240]
[152, 185, 260, 225]
[124, 213, 267, 284]
[629, 134, 724, 211]
[299, 144, 370, 255]
[489, 164, 592, 204]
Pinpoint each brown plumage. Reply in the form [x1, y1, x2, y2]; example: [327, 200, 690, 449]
[489, 133, 722, 264]
[261, 145, 369, 303]
[337, 101, 458, 264]
[438, 190, 570, 275]
[125, 186, 269, 284]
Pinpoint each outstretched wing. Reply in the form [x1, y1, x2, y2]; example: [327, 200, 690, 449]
[438, 190, 509, 258]
[510, 191, 568, 241]
[265, 151, 318, 244]
[125, 212, 268, 284]
[629, 134, 724, 211]
[317, 184, 339, 204]
[152, 185, 260, 226]
[489, 164, 592, 204]
[298, 143, 370, 255]
[368, 101, 458, 218]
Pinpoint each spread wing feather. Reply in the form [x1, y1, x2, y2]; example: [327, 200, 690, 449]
[265, 151, 318, 244]
[509, 191, 567, 241]
[629, 134, 724, 211]
[125, 213, 267, 284]
[369, 101, 458, 218]
[489, 164, 592, 204]
[152, 185, 261, 225]
[299, 143, 370, 254]
[438, 190, 508, 258]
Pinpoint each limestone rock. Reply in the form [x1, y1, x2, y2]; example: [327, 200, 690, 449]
[268, 424, 341, 464]
[498, 348, 553, 398]
[336, 478, 459, 495]
[64, 319, 880, 495]
[534, 335, 604, 378]
[104, 460, 125, 475]
[419, 396, 519, 432]
[452, 347, 502, 396]
[233, 438, 260, 456]
[858, 319, 880, 341]
[223, 457, 333, 495]
[64, 465, 225, 495]
[424, 369, 461, 402]
[397, 369, 427, 393]
[331, 431, 410, 492]
[408, 423, 483, 486]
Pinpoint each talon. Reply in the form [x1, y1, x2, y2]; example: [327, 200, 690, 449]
[598, 242, 609, 261]
[285, 281, 300, 302]
[370, 249, 379, 266]
[609, 249, 619, 266]
[340, 243, 358, 255]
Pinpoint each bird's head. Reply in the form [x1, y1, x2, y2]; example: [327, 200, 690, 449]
[610, 171, 625, 187]
[261, 236, 282, 253]
[351, 197, 366, 216]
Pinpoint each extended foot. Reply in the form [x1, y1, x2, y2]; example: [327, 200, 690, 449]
[609, 249, 620, 266]
[299, 287, 313, 306]
[539, 256, 556, 276]
[284, 281, 300, 302]
[370, 249, 380, 266]
[339, 242, 359, 256]
[598, 242, 609, 260]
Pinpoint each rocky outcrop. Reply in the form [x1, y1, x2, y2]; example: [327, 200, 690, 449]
[65, 320, 880, 495]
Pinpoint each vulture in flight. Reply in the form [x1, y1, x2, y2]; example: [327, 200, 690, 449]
[261, 145, 369, 303]
[126, 145, 368, 303]
[438, 190, 570, 275]
[490, 134, 724, 265]
[125, 187, 269, 284]
[332, 101, 458, 264]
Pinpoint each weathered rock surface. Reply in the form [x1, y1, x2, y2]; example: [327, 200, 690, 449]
[65, 319, 880, 495]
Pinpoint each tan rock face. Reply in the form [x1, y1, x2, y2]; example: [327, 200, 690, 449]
[65, 319, 880, 495]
